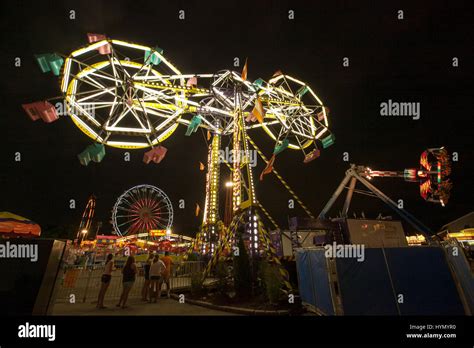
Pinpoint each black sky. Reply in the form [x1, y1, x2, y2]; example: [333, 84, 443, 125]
[1, 0, 473, 237]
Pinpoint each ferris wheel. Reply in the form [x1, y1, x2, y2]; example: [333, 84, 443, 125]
[112, 184, 173, 237]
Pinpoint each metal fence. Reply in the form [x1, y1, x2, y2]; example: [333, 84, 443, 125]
[52, 261, 204, 304]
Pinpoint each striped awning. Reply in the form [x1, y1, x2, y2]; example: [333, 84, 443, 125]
[0, 212, 41, 237]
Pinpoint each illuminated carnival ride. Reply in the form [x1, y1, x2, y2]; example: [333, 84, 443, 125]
[319, 147, 452, 239]
[22, 35, 455, 292]
[112, 184, 173, 237]
[22, 34, 335, 284]
[76, 195, 96, 243]
[77, 186, 188, 253]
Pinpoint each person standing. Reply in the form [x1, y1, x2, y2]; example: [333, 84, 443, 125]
[148, 255, 165, 303]
[96, 254, 114, 309]
[141, 253, 154, 301]
[161, 251, 174, 298]
[117, 255, 137, 309]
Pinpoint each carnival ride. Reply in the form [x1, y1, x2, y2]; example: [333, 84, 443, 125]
[22, 35, 336, 288]
[111, 184, 173, 237]
[76, 195, 96, 241]
[319, 147, 452, 239]
[22, 34, 457, 296]
[77, 186, 184, 253]
[87, 233, 192, 254]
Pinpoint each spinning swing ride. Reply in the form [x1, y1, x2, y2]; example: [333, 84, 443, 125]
[23, 35, 454, 291]
[23, 34, 336, 288]
[23, 34, 334, 246]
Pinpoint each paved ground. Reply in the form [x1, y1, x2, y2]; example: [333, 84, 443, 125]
[52, 297, 237, 316]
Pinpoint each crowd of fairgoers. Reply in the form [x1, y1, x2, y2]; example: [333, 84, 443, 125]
[96, 252, 174, 309]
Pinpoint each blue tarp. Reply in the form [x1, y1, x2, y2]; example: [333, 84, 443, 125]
[309, 250, 334, 315]
[444, 243, 474, 313]
[336, 248, 399, 315]
[384, 247, 465, 315]
[295, 250, 315, 309]
[295, 246, 466, 315]
[296, 249, 334, 315]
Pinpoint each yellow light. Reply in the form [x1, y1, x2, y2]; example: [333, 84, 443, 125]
[448, 229, 474, 239]
[71, 40, 110, 57]
[105, 126, 151, 133]
[315, 127, 328, 139]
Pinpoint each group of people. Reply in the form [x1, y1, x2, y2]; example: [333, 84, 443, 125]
[96, 251, 174, 309]
[142, 252, 174, 302]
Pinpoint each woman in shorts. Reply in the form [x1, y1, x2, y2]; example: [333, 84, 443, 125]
[117, 255, 137, 309]
[96, 253, 114, 309]
[141, 253, 154, 301]
[148, 255, 165, 303]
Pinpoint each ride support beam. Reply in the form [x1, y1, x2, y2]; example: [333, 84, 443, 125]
[200, 133, 222, 255]
[319, 170, 353, 219]
[202, 134, 221, 226]
[342, 177, 357, 217]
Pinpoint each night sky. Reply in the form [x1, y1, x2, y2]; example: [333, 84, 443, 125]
[1, 0, 472, 238]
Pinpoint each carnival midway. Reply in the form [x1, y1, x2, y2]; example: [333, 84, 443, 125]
[2, 34, 472, 316]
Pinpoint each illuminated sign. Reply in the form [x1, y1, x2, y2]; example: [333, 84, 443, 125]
[149, 230, 167, 237]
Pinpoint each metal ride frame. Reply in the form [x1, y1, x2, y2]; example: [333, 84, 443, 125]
[59, 40, 332, 151]
[318, 146, 452, 241]
[27, 37, 336, 288]
[319, 148, 452, 242]
[76, 195, 96, 241]
[319, 164, 436, 241]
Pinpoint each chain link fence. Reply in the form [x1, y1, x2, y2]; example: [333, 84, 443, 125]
[52, 261, 204, 304]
